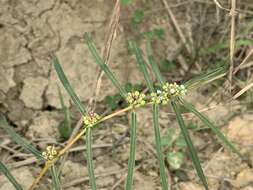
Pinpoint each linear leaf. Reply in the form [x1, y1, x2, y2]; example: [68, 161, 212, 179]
[146, 40, 165, 85]
[84, 33, 127, 98]
[53, 55, 86, 115]
[0, 116, 43, 160]
[180, 98, 242, 158]
[184, 66, 226, 90]
[125, 111, 137, 190]
[171, 101, 208, 190]
[129, 41, 154, 92]
[50, 164, 61, 190]
[86, 128, 97, 190]
[57, 86, 72, 139]
[152, 104, 169, 190]
[0, 161, 23, 190]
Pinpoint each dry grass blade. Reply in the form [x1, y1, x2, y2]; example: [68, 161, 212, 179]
[213, 0, 230, 11]
[232, 82, 253, 100]
[233, 48, 253, 75]
[228, 0, 237, 92]
[92, 0, 121, 108]
[162, 0, 191, 54]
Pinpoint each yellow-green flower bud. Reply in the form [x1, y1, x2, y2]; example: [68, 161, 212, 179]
[42, 145, 58, 161]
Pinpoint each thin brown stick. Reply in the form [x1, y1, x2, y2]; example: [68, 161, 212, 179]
[233, 48, 253, 75]
[90, 0, 121, 109]
[162, 0, 191, 54]
[232, 81, 253, 100]
[228, 0, 237, 92]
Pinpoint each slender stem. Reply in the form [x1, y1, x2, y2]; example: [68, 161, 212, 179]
[58, 128, 86, 156]
[29, 162, 54, 190]
[125, 111, 137, 190]
[86, 128, 97, 190]
[29, 106, 135, 189]
[152, 104, 169, 190]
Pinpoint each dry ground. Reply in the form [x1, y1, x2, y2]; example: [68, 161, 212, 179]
[0, 0, 253, 189]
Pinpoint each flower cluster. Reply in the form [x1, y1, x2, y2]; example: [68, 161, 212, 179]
[126, 91, 146, 108]
[162, 82, 187, 96]
[42, 146, 58, 161]
[151, 83, 187, 105]
[83, 112, 101, 127]
[151, 90, 169, 105]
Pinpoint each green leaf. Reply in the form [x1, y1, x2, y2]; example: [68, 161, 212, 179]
[142, 28, 165, 40]
[180, 99, 243, 158]
[104, 95, 121, 110]
[125, 111, 137, 190]
[175, 135, 187, 149]
[50, 164, 61, 190]
[57, 86, 72, 139]
[53, 56, 86, 115]
[129, 41, 154, 92]
[86, 128, 97, 190]
[167, 152, 185, 170]
[84, 33, 127, 98]
[200, 39, 253, 55]
[0, 116, 43, 160]
[120, 0, 131, 6]
[184, 66, 227, 90]
[160, 59, 176, 73]
[146, 40, 165, 85]
[161, 128, 177, 148]
[132, 10, 145, 25]
[0, 161, 23, 190]
[152, 105, 169, 190]
[171, 101, 209, 190]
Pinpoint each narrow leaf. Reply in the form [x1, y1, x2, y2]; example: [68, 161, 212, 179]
[180, 99, 242, 158]
[125, 111, 137, 190]
[50, 164, 61, 190]
[171, 101, 209, 190]
[184, 66, 226, 90]
[86, 128, 97, 190]
[84, 33, 127, 98]
[53, 55, 86, 115]
[146, 40, 165, 85]
[129, 41, 154, 92]
[57, 86, 72, 139]
[152, 104, 169, 190]
[0, 161, 23, 190]
[0, 116, 43, 160]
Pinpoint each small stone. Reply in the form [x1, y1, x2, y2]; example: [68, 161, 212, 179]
[178, 182, 203, 190]
[232, 169, 253, 188]
[0, 66, 15, 93]
[20, 77, 48, 109]
[62, 160, 87, 181]
[0, 30, 31, 67]
[27, 111, 59, 139]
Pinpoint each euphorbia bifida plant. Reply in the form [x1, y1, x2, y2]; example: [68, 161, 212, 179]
[0, 33, 242, 190]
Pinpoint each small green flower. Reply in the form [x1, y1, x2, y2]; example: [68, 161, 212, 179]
[151, 92, 161, 104]
[42, 145, 58, 161]
[126, 91, 146, 108]
[162, 82, 187, 98]
[83, 112, 101, 128]
[179, 84, 187, 95]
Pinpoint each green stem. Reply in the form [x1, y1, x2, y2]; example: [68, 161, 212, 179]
[86, 128, 97, 190]
[125, 111, 137, 190]
[171, 101, 208, 190]
[152, 104, 169, 190]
